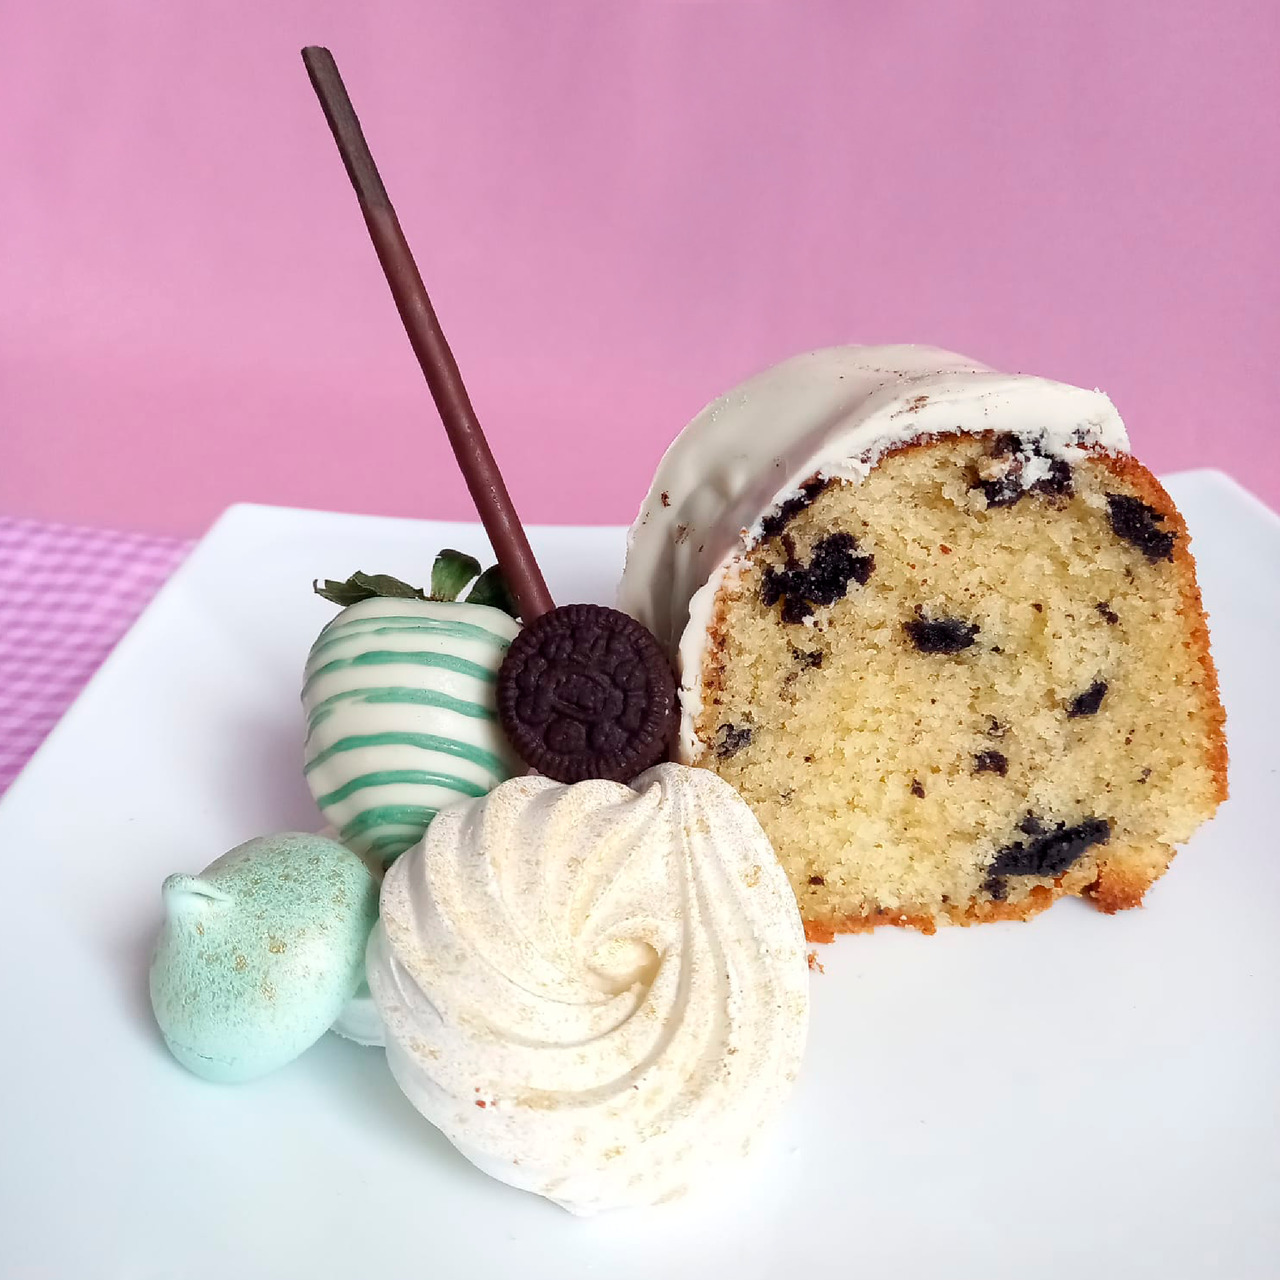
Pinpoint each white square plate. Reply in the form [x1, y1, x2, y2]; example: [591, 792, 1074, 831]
[1, 472, 1277, 1279]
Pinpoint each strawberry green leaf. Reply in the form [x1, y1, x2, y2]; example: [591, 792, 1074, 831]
[466, 565, 519, 618]
[314, 571, 427, 606]
[430, 549, 482, 602]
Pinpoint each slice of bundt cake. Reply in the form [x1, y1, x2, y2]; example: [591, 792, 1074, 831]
[618, 345, 1226, 938]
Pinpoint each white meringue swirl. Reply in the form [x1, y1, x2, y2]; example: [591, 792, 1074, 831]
[366, 762, 809, 1215]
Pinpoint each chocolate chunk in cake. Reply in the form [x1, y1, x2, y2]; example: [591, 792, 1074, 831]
[1106, 494, 1175, 561]
[985, 816, 1112, 897]
[760, 532, 873, 624]
[974, 750, 1009, 776]
[714, 723, 753, 759]
[1067, 680, 1109, 718]
[759, 477, 829, 539]
[973, 433, 1075, 508]
[904, 615, 979, 653]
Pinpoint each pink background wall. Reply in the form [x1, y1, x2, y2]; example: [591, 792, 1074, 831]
[4, 1, 1278, 536]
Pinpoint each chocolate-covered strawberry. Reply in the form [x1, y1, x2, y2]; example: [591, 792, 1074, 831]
[303, 551, 522, 865]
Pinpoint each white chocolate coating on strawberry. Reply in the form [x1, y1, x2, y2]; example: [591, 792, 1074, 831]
[303, 597, 522, 865]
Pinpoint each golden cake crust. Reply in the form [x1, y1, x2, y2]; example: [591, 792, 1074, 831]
[803, 841, 1177, 940]
[1102, 454, 1228, 806]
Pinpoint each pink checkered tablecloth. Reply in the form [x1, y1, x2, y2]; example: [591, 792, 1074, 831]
[0, 516, 193, 794]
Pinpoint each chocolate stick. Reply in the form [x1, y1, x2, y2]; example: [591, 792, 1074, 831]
[301, 46, 555, 623]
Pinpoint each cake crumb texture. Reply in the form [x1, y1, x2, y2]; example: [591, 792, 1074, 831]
[693, 435, 1226, 936]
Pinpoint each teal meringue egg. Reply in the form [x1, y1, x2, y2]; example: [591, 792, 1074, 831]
[149, 832, 379, 1083]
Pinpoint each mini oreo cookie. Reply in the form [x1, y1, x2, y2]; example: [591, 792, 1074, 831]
[497, 603, 677, 783]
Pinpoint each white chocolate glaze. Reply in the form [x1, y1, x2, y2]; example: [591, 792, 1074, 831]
[616, 344, 1131, 759]
[366, 763, 809, 1215]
